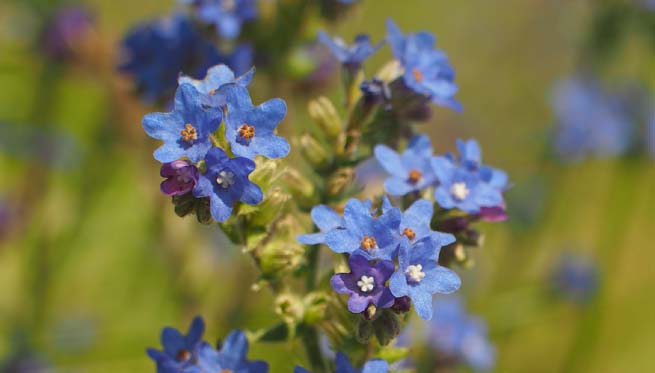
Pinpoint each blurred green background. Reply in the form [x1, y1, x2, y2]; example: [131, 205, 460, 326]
[0, 0, 653, 371]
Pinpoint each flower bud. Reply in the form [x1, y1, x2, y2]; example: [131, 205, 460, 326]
[391, 296, 411, 314]
[275, 293, 304, 326]
[172, 194, 196, 217]
[326, 167, 355, 197]
[250, 159, 282, 190]
[356, 318, 374, 343]
[195, 197, 213, 225]
[303, 292, 329, 324]
[283, 168, 317, 208]
[308, 96, 342, 138]
[258, 242, 305, 278]
[299, 134, 331, 169]
[248, 187, 291, 226]
[373, 309, 401, 346]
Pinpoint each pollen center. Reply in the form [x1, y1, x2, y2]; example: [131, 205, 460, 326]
[405, 264, 426, 283]
[357, 275, 375, 292]
[176, 349, 191, 362]
[408, 169, 422, 184]
[450, 182, 470, 200]
[239, 124, 255, 140]
[360, 236, 378, 250]
[412, 68, 424, 82]
[402, 227, 416, 241]
[216, 170, 236, 189]
[180, 123, 198, 143]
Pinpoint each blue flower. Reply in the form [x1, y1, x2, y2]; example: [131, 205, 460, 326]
[325, 199, 401, 260]
[297, 205, 345, 245]
[318, 32, 383, 70]
[143, 84, 221, 163]
[192, 147, 263, 222]
[386, 19, 461, 111]
[222, 84, 290, 159]
[647, 111, 655, 158]
[146, 316, 205, 368]
[196, 330, 268, 372]
[118, 15, 222, 102]
[382, 197, 455, 246]
[295, 352, 388, 373]
[430, 297, 495, 371]
[179, 64, 254, 108]
[183, 0, 257, 39]
[550, 252, 599, 304]
[389, 237, 461, 320]
[552, 78, 634, 162]
[374, 135, 438, 196]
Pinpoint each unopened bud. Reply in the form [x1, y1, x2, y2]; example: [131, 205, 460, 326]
[250, 159, 281, 189]
[249, 187, 291, 226]
[308, 96, 342, 138]
[303, 292, 329, 324]
[172, 194, 195, 217]
[259, 242, 305, 278]
[391, 296, 411, 314]
[299, 134, 331, 168]
[195, 197, 213, 224]
[284, 168, 317, 207]
[326, 167, 355, 197]
[275, 293, 304, 325]
[373, 309, 401, 346]
[356, 318, 374, 343]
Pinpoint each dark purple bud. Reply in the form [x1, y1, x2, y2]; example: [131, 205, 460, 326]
[160, 160, 199, 196]
[361, 78, 392, 108]
[477, 205, 508, 222]
[391, 296, 411, 314]
[436, 216, 470, 233]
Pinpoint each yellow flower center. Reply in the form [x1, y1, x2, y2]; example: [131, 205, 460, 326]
[239, 124, 255, 139]
[412, 68, 424, 82]
[176, 349, 191, 362]
[360, 236, 377, 250]
[402, 227, 416, 241]
[180, 123, 198, 143]
[408, 169, 422, 184]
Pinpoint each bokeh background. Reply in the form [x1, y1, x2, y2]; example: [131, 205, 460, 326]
[0, 0, 653, 371]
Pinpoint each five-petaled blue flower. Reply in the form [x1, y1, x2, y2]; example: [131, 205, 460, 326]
[318, 31, 384, 71]
[331, 254, 395, 314]
[382, 197, 456, 247]
[179, 64, 254, 109]
[196, 330, 268, 372]
[182, 0, 257, 39]
[374, 135, 438, 196]
[193, 147, 263, 222]
[222, 84, 290, 159]
[325, 199, 401, 260]
[386, 19, 461, 111]
[146, 316, 205, 369]
[430, 297, 495, 371]
[118, 15, 222, 102]
[297, 204, 346, 245]
[295, 352, 388, 373]
[390, 237, 461, 320]
[143, 83, 221, 163]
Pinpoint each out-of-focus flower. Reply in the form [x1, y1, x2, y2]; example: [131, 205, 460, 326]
[222, 84, 290, 160]
[430, 297, 495, 371]
[550, 252, 600, 304]
[331, 254, 395, 314]
[386, 19, 461, 111]
[182, 0, 257, 39]
[142, 84, 221, 163]
[324, 199, 401, 260]
[146, 316, 205, 369]
[196, 330, 268, 372]
[390, 237, 461, 320]
[297, 205, 345, 245]
[160, 160, 199, 196]
[374, 135, 438, 196]
[295, 352, 388, 373]
[551, 78, 634, 162]
[360, 78, 392, 107]
[178, 64, 254, 109]
[646, 110, 655, 158]
[318, 32, 384, 71]
[431, 139, 506, 214]
[118, 15, 222, 102]
[41, 7, 94, 60]
[192, 147, 263, 222]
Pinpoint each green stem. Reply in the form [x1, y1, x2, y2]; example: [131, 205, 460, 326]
[300, 324, 328, 373]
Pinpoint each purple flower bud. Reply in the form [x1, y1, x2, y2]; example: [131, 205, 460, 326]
[477, 205, 508, 222]
[160, 160, 199, 196]
[41, 7, 94, 60]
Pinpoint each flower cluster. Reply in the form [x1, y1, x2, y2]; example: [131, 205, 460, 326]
[147, 317, 268, 372]
[142, 64, 289, 223]
[300, 197, 461, 320]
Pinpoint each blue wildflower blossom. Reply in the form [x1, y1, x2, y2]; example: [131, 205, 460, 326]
[430, 297, 495, 371]
[550, 252, 599, 304]
[146, 316, 205, 368]
[374, 135, 438, 196]
[389, 237, 461, 320]
[222, 84, 290, 159]
[552, 78, 634, 162]
[386, 19, 461, 111]
[297, 205, 345, 245]
[143, 84, 221, 163]
[325, 199, 401, 260]
[193, 147, 263, 222]
[382, 197, 456, 246]
[179, 64, 254, 108]
[647, 111, 655, 158]
[318, 31, 383, 70]
[182, 0, 257, 39]
[295, 352, 388, 373]
[119, 15, 222, 102]
[196, 330, 268, 372]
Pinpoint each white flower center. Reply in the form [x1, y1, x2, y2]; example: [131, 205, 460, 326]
[450, 182, 470, 200]
[357, 275, 375, 292]
[216, 170, 235, 189]
[405, 264, 426, 283]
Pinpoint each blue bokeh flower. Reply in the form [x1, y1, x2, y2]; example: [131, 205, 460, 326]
[318, 32, 383, 70]
[192, 147, 263, 222]
[331, 254, 395, 314]
[386, 19, 461, 111]
[325, 199, 401, 260]
[143, 84, 221, 163]
[182, 0, 257, 39]
[222, 84, 290, 159]
[374, 135, 438, 196]
[146, 316, 205, 369]
[389, 237, 461, 320]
